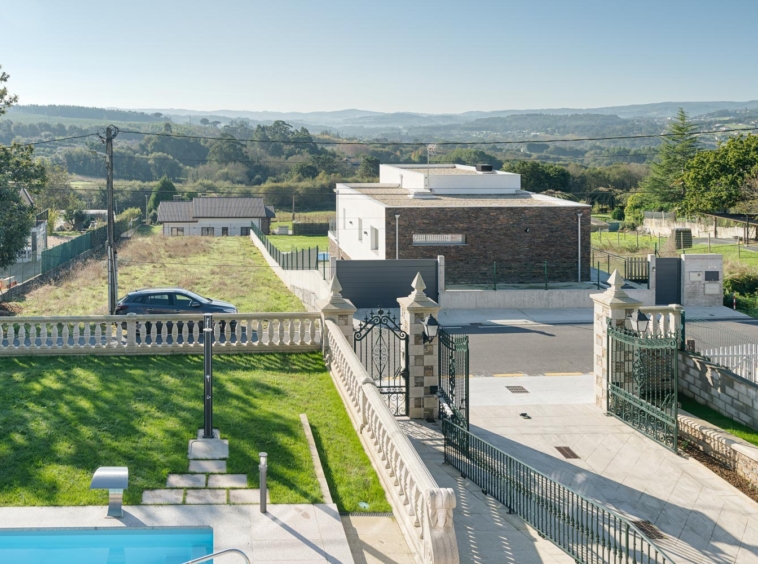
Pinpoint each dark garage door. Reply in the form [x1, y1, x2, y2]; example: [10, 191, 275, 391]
[335, 259, 438, 309]
[655, 258, 681, 305]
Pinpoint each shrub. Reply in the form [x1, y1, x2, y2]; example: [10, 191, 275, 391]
[611, 207, 625, 221]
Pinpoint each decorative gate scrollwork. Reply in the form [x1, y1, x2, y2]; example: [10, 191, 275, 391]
[354, 309, 409, 416]
[608, 321, 679, 452]
[439, 327, 469, 429]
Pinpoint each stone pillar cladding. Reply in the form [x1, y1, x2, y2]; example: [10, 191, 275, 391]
[590, 271, 642, 409]
[398, 273, 442, 420]
[317, 276, 356, 346]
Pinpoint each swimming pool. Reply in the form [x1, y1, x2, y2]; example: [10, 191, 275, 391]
[0, 527, 213, 564]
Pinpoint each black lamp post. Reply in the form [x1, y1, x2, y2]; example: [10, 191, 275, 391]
[422, 314, 439, 343]
[203, 313, 214, 439]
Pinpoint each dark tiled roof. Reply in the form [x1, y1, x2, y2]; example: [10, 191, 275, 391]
[158, 197, 274, 223]
[157, 201, 195, 223]
[193, 197, 268, 218]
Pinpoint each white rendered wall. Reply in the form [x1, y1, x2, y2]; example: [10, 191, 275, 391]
[162, 218, 261, 236]
[336, 185, 386, 260]
[379, 164, 521, 194]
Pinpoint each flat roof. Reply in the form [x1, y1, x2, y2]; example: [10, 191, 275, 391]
[338, 184, 588, 208]
[400, 167, 481, 175]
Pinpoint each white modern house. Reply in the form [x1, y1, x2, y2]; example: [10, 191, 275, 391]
[157, 197, 275, 237]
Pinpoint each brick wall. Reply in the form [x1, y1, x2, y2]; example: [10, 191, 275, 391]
[679, 350, 758, 430]
[384, 206, 590, 284]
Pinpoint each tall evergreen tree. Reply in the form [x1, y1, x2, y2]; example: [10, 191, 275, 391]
[639, 108, 699, 207]
[148, 175, 178, 213]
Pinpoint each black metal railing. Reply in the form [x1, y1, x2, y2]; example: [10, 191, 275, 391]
[591, 248, 649, 285]
[442, 420, 672, 564]
[438, 328, 469, 429]
[250, 221, 329, 279]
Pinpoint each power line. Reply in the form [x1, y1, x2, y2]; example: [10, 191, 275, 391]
[118, 125, 758, 147]
[0, 133, 100, 147]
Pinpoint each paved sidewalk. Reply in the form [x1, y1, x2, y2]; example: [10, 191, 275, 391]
[401, 420, 575, 564]
[470, 375, 758, 564]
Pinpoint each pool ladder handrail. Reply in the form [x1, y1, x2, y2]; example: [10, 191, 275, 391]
[182, 547, 250, 564]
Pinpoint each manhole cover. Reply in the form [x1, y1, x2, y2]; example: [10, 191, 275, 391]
[633, 520, 665, 540]
[506, 386, 529, 394]
[555, 446, 580, 459]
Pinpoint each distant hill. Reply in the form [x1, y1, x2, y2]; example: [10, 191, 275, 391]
[7, 105, 164, 122]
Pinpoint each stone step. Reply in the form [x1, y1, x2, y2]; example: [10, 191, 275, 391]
[188, 438, 229, 460]
[189, 460, 226, 473]
[207, 474, 248, 488]
[166, 474, 206, 488]
[142, 489, 184, 505]
[185, 489, 227, 505]
[230, 489, 269, 504]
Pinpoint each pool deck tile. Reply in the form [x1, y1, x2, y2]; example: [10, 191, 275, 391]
[230, 489, 268, 504]
[185, 489, 228, 505]
[208, 474, 248, 488]
[141, 489, 184, 505]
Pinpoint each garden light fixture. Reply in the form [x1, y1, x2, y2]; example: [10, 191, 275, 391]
[422, 314, 439, 343]
[626, 310, 650, 334]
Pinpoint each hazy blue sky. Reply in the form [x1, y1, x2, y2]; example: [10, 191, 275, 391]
[1, 0, 756, 113]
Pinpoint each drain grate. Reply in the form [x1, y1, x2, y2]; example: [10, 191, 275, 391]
[633, 520, 665, 540]
[506, 385, 529, 394]
[555, 446, 580, 459]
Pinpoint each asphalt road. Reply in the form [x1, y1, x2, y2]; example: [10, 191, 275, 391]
[453, 323, 595, 376]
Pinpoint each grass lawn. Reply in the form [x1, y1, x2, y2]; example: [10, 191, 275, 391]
[0, 353, 390, 513]
[8, 226, 305, 316]
[680, 394, 758, 448]
[590, 231, 660, 255]
[267, 234, 330, 253]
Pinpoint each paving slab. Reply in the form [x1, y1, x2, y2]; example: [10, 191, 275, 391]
[341, 515, 415, 564]
[189, 459, 227, 473]
[185, 489, 227, 505]
[167, 474, 206, 488]
[467, 374, 758, 563]
[208, 473, 248, 488]
[141, 489, 184, 505]
[229, 489, 268, 504]
[188, 438, 229, 460]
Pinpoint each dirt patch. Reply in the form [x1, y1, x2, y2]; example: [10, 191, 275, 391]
[682, 441, 758, 503]
[0, 302, 22, 316]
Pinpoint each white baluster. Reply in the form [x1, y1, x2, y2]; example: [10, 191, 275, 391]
[150, 322, 157, 347]
[234, 317, 242, 345]
[171, 320, 178, 348]
[51, 323, 59, 349]
[252, 319, 260, 347]
[94, 323, 102, 347]
[18, 324, 27, 351]
[277, 319, 284, 345]
[8, 324, 16, 349]
[214, 320, 221, 348]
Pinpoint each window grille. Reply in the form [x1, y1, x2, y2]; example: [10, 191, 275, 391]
[413, 234, 466, 245]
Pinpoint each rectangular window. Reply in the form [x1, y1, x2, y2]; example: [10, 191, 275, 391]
[240, 226, 250, 236]
[370, 227, 379, 250]
[358, 219, 363, 242]
[201, 227, 214, 236]
[170, 227, 184, 236]
[221, 227, 229, 236]
[412, 234, 466, 245]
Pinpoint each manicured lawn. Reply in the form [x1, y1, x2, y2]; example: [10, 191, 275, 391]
[680, 394, 758, 448]
[8, 226, 305, 316]
[267, 234, 330, 253]
[0, 353, 390, 513]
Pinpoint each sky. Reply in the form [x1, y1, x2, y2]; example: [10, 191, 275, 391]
[1, 0, 757, 114]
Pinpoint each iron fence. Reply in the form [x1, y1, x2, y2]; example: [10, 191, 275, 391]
[250, 221, 329, 279]
[443, 420, 672, 564]
[685, 319, 758, 383]
[444, 261, 592, 289]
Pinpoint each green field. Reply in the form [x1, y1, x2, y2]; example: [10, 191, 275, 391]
[0, 353, 389, 512]
[8, 226, 305, 316]
[267, 234, 330, 253]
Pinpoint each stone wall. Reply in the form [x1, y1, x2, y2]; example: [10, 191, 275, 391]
[679, 350, 758, 430]
[384, 206, 591, 285]
[678, 411, 758, 486]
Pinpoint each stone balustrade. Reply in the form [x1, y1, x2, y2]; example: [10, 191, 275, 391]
[0, 313, 322, 356]
[324, 319, 459, 564]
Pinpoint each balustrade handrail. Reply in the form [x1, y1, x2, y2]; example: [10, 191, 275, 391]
[0, 312, 321, 323]
[323, 320, 458, 564]
[443, 419, 673, 564]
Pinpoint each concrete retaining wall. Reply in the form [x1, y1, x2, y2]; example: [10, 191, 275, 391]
[249, 232, 330, 311]
[679, 350, 758, 430]
[678, 411, 758, 487]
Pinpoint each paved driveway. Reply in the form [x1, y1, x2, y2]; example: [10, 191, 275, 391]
[469, 375, 758, 564]
[458, 324, 594, 376]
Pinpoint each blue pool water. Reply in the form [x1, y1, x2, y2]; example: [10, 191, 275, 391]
[0, 527, 213, 564]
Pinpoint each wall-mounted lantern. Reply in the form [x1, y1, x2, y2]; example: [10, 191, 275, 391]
[422, 314, 439, 343]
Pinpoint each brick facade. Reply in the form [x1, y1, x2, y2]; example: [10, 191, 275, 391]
[384, 206, 590, 284]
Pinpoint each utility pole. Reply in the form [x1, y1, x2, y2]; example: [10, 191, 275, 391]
[102, 125, 119, 315]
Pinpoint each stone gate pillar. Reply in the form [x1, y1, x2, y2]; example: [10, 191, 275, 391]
[318, 276, 356, 346]
[398, 273, 442, 420]
[590, 271, 641, 410]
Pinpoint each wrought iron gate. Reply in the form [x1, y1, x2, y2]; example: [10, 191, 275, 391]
[438, 328, 469, 429]
[608, 322, 679, 452]
[354, 309, 409, 416]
